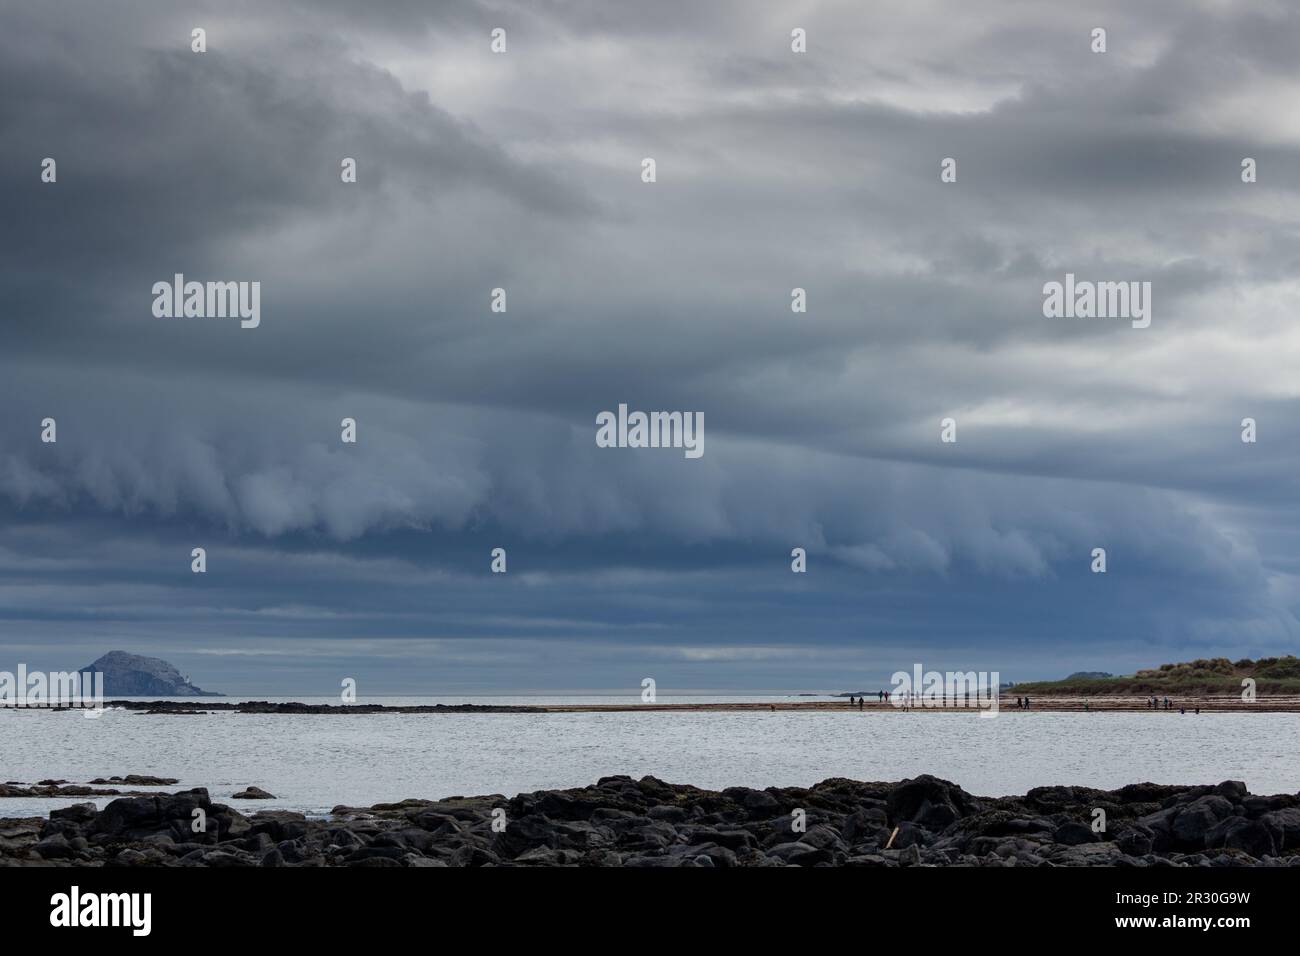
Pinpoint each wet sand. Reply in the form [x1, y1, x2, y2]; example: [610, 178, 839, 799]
[56, 696, 1300, 715]
[538, 696, 1300, 714]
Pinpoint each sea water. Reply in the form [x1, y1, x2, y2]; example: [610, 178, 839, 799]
[2, 696, 1297, 818]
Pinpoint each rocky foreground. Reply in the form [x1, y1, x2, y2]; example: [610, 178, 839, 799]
[2, 775, 1299, 867]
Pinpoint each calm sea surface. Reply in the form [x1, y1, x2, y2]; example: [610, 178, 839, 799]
[3, 696, 1298, 817]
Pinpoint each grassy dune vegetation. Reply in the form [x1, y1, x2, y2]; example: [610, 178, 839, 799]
[1012, 656, 1300, 696]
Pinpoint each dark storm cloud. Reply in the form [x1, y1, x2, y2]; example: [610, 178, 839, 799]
[0, 16, 592, 286]
[3, 0, 1300, 690]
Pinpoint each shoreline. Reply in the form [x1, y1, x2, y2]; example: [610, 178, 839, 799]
[2, 774, 1297, 868]
[14, 695, 1300, 714]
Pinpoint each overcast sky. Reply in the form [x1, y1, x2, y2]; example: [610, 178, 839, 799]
[3, 0, 1299, 694]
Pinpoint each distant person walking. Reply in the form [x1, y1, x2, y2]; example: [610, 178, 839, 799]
[858, 697, 864, 711]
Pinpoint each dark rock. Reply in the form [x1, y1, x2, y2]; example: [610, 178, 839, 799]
[580, 849, 625, 867]
[647, 805, 686, 823]
[766, 841, 830, 866]
[34, 833, 74, 859]
[1171, 796, 1234, 846]
[513, 846, 563, 865]
[329, 828, 364, 848]
[86, 797, 161, 836]
[493, 815, 559, 858]
[89, 775, 179, 786]
[1115, 825, 1154, 856]
[708, 828, 758, 851]
[450, 845, 499, 867]
[1115, 782, 1186, 804]
[1213, 781, 1248, 802]
[49, 803, 98, 824]
[249, 810, 308, 842]
[231, 786, 276, 800]
[1025, 785, 1078, 808]
[212, 807, 251, 840]
[889, 821, 932, 849]
[1050, 843, 1124, 866]
[86, 788, 212, 840]
[1263, 807, 1300, 849]
[678, 842, 733, 867]
[841, 807, 889, 845]
[624, 821, 678, 851]
[721, 788, 780, 817]
[886, 775, 977, 828]
[345, 846, 406, 863]
[1054, 822, 1101, 846]
[1206, 816, 1280, 858]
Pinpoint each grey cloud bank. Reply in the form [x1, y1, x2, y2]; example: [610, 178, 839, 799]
[2, 1, 1299, 691]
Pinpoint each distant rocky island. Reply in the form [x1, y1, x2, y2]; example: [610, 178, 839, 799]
[79, 651, 221, 697]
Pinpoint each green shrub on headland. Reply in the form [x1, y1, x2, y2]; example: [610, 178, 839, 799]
[1012, 656, 1300, 696]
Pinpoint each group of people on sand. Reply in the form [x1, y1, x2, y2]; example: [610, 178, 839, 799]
[831, 692, 1202, 715]
[1146, 696, 1199, 713]
[846, 692, 887, 710]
